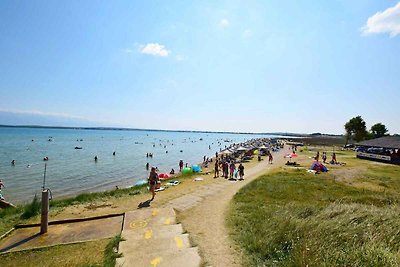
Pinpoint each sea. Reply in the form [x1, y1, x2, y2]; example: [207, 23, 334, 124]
[0, 126, 277, 204]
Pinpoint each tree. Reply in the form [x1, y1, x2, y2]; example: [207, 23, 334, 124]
[344, 116, 368, 143]
[370, 123, 388, 138]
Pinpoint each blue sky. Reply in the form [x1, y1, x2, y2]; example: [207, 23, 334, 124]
[0, 0, 399, 134]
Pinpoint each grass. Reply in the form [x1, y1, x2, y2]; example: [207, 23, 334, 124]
[0, 239, 110, 267]
[20, 194, 41, 220]
[103, 235, 123, 267]
[49, 184, 146, 208]
[0, 185, 146, 237]
[228, 163, 400, 266]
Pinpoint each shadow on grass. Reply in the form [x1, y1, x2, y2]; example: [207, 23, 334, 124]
[0, 232, 41, 253]
[137, 199, 152, 209]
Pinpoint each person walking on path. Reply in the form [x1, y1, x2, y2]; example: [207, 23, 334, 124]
[268, 153, 273, 164]
[238, 163, 245, 180]
[148, 167, 159, 201]
[214, 159, 219, 178]
[223, 161, 229, 179]
[229, 162, 236, 179]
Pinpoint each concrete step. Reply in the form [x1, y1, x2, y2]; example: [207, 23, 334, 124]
[119, 233, 191, 254]
[116, 247, 201, 267]
[169, 195, 202, 212]
[123, 208, 176, 231]
[121, 224, 184, 241]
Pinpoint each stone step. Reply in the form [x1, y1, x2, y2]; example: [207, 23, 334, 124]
[123, 208, 176, 231]
[116, 247, 201, 267]
[121, 224, 184, 241]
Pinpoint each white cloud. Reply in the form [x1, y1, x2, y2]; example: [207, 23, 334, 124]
[220, 18, 229, 28]
[140, 43, 170, 57]
[361, 2, 400, 37]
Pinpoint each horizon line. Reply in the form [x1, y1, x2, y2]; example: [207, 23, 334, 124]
[0, 124, 336, 137]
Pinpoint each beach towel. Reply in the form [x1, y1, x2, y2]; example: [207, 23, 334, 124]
[165, 180, 179, 186]
[155, 187, 165, 192]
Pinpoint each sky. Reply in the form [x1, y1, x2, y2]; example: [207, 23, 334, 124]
[0, 0, 399, 134]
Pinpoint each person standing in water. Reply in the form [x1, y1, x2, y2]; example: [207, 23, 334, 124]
[179, 160, 184, 172]
[148, 167, 159, 201]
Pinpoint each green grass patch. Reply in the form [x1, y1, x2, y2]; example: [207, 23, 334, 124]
[20, 194, 41, 220]
[49, 185, 145, 208]
[103, 235, 123, 267]
[228, 166, 400, 266]
[0, 239, 110, 267]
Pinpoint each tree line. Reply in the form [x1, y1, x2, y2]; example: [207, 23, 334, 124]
[344, 116, 389, 144]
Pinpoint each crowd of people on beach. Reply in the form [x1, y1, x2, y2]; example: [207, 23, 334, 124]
[213, 158, 245, 180]
[145, 137, 280, 201]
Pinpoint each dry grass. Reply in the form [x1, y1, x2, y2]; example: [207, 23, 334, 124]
[228, 151, 400, 266]
[0, 239, 110, 267]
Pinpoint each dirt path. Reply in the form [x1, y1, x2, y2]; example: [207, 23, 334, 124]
[178, 149, 287, 266]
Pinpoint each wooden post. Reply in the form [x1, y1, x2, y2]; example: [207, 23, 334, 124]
[40, 189, 49, 234]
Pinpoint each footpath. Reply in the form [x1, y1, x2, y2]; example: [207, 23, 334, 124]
[117, 149, 286, 267]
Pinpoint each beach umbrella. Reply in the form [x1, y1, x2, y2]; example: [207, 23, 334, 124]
[259, 145, 268, 149]
[236, 146, 248, 151]
[220, 149, 232, 155]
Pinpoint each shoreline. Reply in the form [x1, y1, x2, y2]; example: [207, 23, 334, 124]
[3, 137, 282, 206]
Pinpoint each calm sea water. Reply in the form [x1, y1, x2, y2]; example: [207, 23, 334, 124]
[0, 127, 274, 203]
